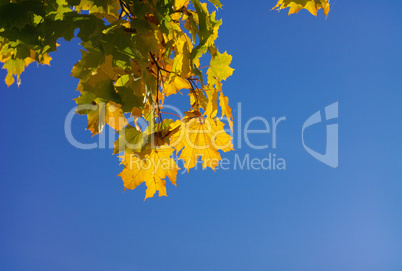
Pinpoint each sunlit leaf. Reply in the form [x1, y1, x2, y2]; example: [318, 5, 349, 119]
[119, 145, 180, 200]
[273, 0, 330, 17]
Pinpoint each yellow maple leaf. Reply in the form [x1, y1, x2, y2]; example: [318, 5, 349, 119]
[207, 51, 234, 85]
[170, 116, 233, 171]
[24, 50, 36, 66]
[273, 0, 330, 17]
[174, 0, 190, 10]
[189, 88, 208, 111]
[2, 50, 52, 87]
[211, 118, 233, 153]
[39, 53, 52, 66]
[204, 85, 218, 118]
[216, 82, 233, 132]
[84, 101, 127, 135]
[170, 33, 193, 79]
[2, 58, 26, 87]
[104, 101, 128, 131]
[119, 145, 180, 200]
[75, 92, 128, 135]
[164, 76, 190, 96]
[77, 0, 120, 22]
[218, 91, 233, 132]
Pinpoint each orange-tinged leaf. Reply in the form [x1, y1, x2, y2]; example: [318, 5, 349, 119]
[40, 53, 52, 66]
[273, 0, 330, 17]
[164, 76, 190, 96]
[24, 51, 35, 66]
[5, 73, 14, 87]
[119, 146, 180, 199]
[131, 107, 142, 119]
[105, 101, 128, 131]
[100, 55, 119, 80]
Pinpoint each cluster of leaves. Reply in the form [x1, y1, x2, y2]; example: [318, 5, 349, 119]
[272, 0, 330, 17]
[0, 0, 329, 199]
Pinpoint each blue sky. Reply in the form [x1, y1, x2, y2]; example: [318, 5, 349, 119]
[1, 1, 402, 270]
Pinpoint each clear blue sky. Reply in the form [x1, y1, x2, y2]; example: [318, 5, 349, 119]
[1, 1, 401, 270]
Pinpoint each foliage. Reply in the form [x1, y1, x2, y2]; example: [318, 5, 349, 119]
[273, 0, 330, 17]
[0, 0, 329, 199]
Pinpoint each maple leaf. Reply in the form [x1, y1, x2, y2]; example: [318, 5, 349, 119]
[170, 33, 193, 79]
[273, 0, 330, 17]
[207, 51, 234, 85]
[164, 76, 191, 97]
[171, 114, 233, 171]
[114, 74, 144, 112]
[113, 125, 145, 155]
[0, 47, 51, 87]
[76, 66, 121, 103]
[208, 0, 223, 9]
[204, 85, 218, 118]
[2, 57, 25, 87]
[77, 0, 120, 22]
[71, 49, 105, 82]
[39, 53, 52, 66]
[216, 81, 233, 132]
[189, 87, 208, 111]
[75, 91, 127, 135]
[174, 0, 190, 11]
[118, 145, 180, 200]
